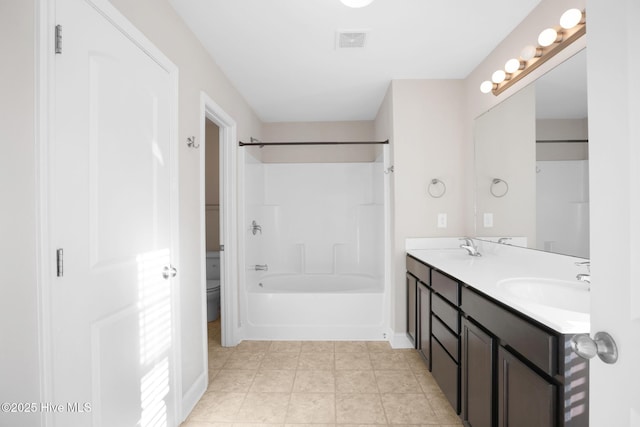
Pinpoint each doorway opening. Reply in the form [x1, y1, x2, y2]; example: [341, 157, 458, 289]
[199, 92, 239, 354]
[204, 119, 222, 347]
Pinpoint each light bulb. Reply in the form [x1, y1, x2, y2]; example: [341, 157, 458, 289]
[480, 81, 494, 94]
[505, 58, 523, 74]
[538, 28, 561, 47]
[520, 45, 541, 61]
[560, 9, 583, 29]
[340, 0, 374, 8]
[491, 70, 506, 84]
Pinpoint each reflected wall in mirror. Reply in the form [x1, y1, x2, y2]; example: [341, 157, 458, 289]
[474, 49, 589, 258]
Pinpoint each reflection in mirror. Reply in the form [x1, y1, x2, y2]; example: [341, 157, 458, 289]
[474, 49, 588, 258]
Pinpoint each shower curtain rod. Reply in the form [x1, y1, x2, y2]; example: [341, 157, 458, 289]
[238, 139, 389, 147]
[536, 139, 589, 143]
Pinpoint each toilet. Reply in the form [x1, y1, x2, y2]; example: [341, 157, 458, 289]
[206, 251, 221, 322]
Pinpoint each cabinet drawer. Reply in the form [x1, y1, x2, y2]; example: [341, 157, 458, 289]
[406, 255, 430, 285]
[432, 270, 459, 305]
[432, 338, 460, 414]
[462, 286, 557, 376]
[432, 293, 459, 333]
[432, 314, 459, 362]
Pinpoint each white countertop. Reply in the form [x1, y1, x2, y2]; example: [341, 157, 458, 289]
[407, 239, 590, 334]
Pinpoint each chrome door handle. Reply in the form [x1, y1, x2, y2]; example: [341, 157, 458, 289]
[162, 265, 178, 279]
[570, 331, 618, 364]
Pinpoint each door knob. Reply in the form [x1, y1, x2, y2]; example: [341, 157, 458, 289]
[162, 265, 178, 279]
[570, 331, 618, 364]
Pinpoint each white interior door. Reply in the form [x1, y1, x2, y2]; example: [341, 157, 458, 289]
[588, 0, 640, 425]
[51, 0, 179, 425]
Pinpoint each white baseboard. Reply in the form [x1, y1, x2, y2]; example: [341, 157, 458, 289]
[390, 331, 414, 349]
[181, 371, 208, 422]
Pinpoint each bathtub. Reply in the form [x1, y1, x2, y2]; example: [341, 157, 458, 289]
[244, 274, 387, 341]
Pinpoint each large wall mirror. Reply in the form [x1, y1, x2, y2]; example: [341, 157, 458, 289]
[474, 48, 588, 258]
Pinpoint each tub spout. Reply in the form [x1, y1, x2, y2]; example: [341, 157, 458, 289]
[253, 264, 269, 271]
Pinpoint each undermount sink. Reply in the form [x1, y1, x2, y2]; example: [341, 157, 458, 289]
[496, 277, 590, 313]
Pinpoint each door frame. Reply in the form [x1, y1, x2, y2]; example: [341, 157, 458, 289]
[199, 92, 239, 349]
[36, 0, 182, 424]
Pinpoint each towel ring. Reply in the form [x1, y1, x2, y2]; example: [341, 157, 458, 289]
[428, 178, 446, 198]
[490, 178, 509, 198]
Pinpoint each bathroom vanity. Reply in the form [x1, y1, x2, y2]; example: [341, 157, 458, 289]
[406, 242, 590, 427]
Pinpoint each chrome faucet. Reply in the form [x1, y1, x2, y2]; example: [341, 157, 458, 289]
[459, 237, 481, 257]
[253, 264, 268, 271]
[576, 273, 591, 284]
[575, 261, 590, 283]
[497, 237, 512, 244]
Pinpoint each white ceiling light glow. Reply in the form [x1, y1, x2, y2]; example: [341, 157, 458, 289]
[480, 8, 586, 95]
[340, 0, 375, 8]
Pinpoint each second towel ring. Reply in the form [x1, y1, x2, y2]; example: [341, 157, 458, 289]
[490, 178, 509, 198]
[428, 179, 446, 198]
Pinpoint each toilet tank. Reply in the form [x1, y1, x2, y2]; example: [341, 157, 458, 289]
[206, 251, 221, 280]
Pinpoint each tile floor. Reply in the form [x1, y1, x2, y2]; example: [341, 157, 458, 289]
[181, 320, 462, 426]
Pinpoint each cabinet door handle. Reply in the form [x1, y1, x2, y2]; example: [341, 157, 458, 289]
[570, 331, 618, 364]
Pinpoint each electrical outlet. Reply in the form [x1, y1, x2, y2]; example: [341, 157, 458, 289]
[484, 213, 494, 228]
[437, 213, 447, 228]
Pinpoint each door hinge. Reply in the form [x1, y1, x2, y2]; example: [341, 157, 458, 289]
[56, 248, 64, 277]
[220, 244, 224, 251]
[55, 25, 62, 54]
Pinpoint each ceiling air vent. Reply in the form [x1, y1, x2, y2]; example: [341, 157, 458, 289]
[336, 31, 368, 49]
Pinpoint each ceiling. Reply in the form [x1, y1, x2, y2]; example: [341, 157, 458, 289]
[169, 0, 542, 123]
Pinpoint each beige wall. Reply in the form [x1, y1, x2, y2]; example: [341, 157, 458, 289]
[0, 1, 41, 426]
[99, 0, 264, 405]
[382, 79, 466, 333]
[260, 121, 377, 163]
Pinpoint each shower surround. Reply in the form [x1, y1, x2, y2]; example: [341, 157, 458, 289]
[243, 157, 387, 340]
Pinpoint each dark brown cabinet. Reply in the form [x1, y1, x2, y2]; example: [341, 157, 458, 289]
[406, 273, 417, 347]
[498, 346, 556, 427]
[461, 317, 495, 427]
[406, 254, 589, 427]
[418, 283, 431, 367]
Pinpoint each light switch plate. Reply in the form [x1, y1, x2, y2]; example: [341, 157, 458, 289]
[484, 213, 494, 228]
[437, 213, 447, 228]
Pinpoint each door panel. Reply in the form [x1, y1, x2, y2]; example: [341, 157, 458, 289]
[52, 0, 178, 425]
[498, 347, 555, 427]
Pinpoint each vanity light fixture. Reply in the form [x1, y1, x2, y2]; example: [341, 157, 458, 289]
[505, 58, 524, 74]
[480, 8, 586, 96]
[538, 28, 562, 47]
[560, 8, 584, 30]
[340, 0, 374, 8]
[479, 80, 496, 94]
[520, 45, 542, 61]
[492, 69, 507, 84]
